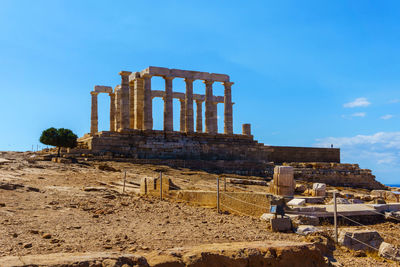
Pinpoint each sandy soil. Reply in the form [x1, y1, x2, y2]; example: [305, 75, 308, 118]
[0, 151, 397, 266]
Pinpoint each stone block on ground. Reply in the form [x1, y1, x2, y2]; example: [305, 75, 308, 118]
[328, 197, 350, 204]
[379, 242, 400, 262]
[312, 183, 326, 197]
[270, 217, 292, 232]
[296, 225, 321, 235]
[338, 228, 383, 251]
[287, 198, 306, 206]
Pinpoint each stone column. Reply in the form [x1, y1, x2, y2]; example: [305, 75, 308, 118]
[179, 99, 185, 132]
[119, 71, 132, 130]
[204, 80, 214, 134]
[184, 78, 194, 133]
[115, 87, 122, 131]
[195, 100, 203, 133]
[143, 75, 153, 130]
[242, 123, 251, 136]
[163, 76, 174, 131]
[133, 77, 144, 130]
[90, 91, 99, 134]
[212, 102, 218, 134]
[109, 92, 116, 132]
[223, 82, 234, 134]
[129, 80, 135, 129]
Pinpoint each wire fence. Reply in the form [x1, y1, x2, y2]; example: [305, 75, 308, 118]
[139, 172, 400, 250]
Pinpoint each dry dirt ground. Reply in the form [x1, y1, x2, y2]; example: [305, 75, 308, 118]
[0, 151, 398, 266]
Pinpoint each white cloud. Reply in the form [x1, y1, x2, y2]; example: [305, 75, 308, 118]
[316, 131, 400, 181]
[341, 112, 366, 119]
[381, 114, 394, 120]
[352, 112, 366, 117]
[343, 97, 371, 108]
[316, 132, 400, 149]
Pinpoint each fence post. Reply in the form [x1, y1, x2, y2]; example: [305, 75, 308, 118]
[217, 177, 220, 213]
[224, 177, 226, 192]
[160, 172, 163, 201]
[333, 191, 338, 243]
[123, 171, 127, 194]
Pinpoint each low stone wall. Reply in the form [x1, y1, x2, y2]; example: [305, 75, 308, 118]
[268, 146, 340, 164]
[284, 162, 386, 190]
[75, 130, 340, 177]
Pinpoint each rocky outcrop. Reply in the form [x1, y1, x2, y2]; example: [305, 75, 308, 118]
[284, 162, 386, 190]
[0, 241, 329, 267]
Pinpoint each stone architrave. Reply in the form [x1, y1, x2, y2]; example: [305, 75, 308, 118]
[143, 75, 153, 130]
[90, 91, 99, 134]
[196, 100, 203, 133]
[119, 71, 132, 130]
[109, 92, 116, 132]
[223, 81, 234, 134]
[179, 99, 185, 132]
[184, 78, 194, 133]
[163, 76, 174, 131]
[204, 80, 215, 134]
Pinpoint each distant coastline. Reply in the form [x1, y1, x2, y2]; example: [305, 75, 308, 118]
[386, 184, 400, 188]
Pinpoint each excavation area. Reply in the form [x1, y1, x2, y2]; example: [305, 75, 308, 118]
[0, 151, 399, 266]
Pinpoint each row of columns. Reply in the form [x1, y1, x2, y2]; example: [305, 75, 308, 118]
[90, 72, 234, 135]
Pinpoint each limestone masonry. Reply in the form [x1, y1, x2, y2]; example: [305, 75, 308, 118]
[74, 66, 383, 189]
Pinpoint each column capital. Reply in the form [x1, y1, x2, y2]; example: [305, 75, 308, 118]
[90, 91, 99, 96]
[163, 76, 175, 81]
[222, 81, 234, 87]
[203, 80, 214, 85]
[195, 99, 203, 104]
[142, 74, 153, 79]
[108, 92, 115, 96]
[119, 71, 132, 76]
[184, 78, 194, 83]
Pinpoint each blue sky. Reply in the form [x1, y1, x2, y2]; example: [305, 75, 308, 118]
[0, 1, 399, 184]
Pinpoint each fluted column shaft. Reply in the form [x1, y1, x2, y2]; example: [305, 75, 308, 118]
[115, 87, 121, 131]
[204, 80, 214, 134]
[109, 92, 116, 132]
[195, 100, 203, 133]
[143, 75, 153, 130]
[184, 78, 194, 133]
[179, 99, 185, 132]
[129, 81, 135, 129]
[90, 91, 99, 134]
[133, 77, 144, 129]
[163, 76, 174, 131]
[119, 71, 132, 130]
[223, 82, 234, 134]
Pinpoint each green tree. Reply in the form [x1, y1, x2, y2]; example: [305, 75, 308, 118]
[39, 127, 78, 157]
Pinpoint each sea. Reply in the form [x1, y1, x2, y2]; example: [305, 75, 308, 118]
[386, 184, 400, 188]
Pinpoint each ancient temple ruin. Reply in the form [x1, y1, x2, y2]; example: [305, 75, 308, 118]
[78, 66, 341, 176]
[89, 66, 235, 136]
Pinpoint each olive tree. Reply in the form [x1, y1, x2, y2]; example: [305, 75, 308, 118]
[39, 127, 78, 157]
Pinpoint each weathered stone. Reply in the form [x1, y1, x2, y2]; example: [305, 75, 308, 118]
[338, 228, 383, 251]
[270, 217, 292, 232]
[287, 198, 306, 206]
[379, 242, 400, 261]
[296, 225, 321, 235]
[312, 183, 326, 197]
